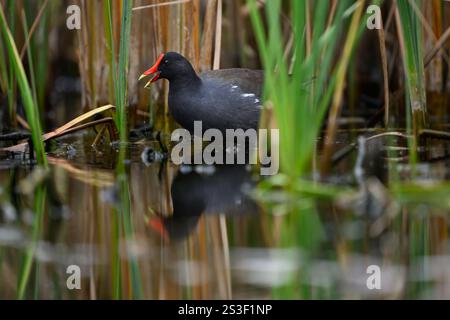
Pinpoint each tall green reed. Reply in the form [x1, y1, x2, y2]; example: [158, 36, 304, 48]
[24, 0, 51, 114]
[396, 0, 428, 151]
[6, 1, 16, 124]
[105, 0, 133, 142]
[105, 1, 143, 298]
[248, 0, 364, 178]
[103, 1, 115, 104]
[21, 11, 38, 109]
[0, 5, 47, 166]
[0, 28, 7, 92]
[104, 3, 121, 295]
[17, 183, 46, 299]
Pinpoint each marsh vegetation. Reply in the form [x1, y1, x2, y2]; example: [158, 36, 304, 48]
[1, 0, 450, 299]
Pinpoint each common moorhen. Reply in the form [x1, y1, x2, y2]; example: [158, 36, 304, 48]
[139, 52, 263, 133]
[149, 165, 258, 241]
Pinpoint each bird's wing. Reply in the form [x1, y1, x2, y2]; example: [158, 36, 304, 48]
[200, 68, 264, 98]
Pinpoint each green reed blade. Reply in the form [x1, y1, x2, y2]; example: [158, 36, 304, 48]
[116, 0, 133, 142]
[6, 1, 16, 121]
[21, 11, 38, 108]
[397, 0, 428, 138]
[0, 5, 47, 166]
[17, 184, 46, 299]
[248, 0, 364, 177]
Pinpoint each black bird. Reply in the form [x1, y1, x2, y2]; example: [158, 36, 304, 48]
[149, 165, 259, 241]
[139, 52, 263, 133]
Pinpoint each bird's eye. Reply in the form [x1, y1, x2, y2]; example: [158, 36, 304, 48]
[164, 60, 169, 64]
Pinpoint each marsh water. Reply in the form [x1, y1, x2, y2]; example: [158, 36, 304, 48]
[1, 111, 450, 300]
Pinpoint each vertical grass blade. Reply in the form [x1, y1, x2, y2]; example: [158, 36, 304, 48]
[34, 0, 50, 113]
[0, 27, 10, 100]
[21, 11, 38, 108]
[248, 0, 364, 178]
[103, 0, 115, 103]
[115, 0, 133, 142]
[17, 183, 47, 299]
[0, 5, 47, 166]
[396, 0, 428, 140]
[6, 1, 16, 124]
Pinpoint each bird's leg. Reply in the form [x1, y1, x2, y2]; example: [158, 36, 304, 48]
[155, 131, 169, 154]
[27, 137, 34, 165]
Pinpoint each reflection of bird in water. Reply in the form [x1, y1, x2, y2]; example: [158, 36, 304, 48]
[150, 165, 259, 241]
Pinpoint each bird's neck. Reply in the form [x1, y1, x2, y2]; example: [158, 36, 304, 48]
[170, 67, 202, 90]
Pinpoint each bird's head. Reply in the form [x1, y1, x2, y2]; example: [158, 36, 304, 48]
[139, 52, 197, 88]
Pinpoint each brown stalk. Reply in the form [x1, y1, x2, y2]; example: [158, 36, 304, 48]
[424, 27, 450, 67]
[305, 0, 311, 56]
[213, 0, 222, 70]
[19, 0, 49, 59]
[88, 0, 97, 107]
[2, 105, 116, 153]
[377, 16, 390, 127]
[191, 0, 200, 68]
[325, 0, 338, 30]
[17, 115, 30, 130]
[50, 117, 115, 141]
[420, 129, 450, 141]
[200, 0, 217, 71]
[77, 0, 89, 107]
[408, 0, 450, 65]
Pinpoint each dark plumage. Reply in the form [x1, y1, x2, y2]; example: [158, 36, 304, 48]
[141, 52, 263, 133]
[150, 165, 258, 241]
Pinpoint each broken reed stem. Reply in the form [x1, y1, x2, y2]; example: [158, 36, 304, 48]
[424, 26, 450, 67]
[420, 129, 450, 141]
[332, 131, 410, 165]
[49, 117, 115, 141]
[408, 0, 450, 65]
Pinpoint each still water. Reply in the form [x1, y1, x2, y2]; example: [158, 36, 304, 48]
[1, 127, 450, 299]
